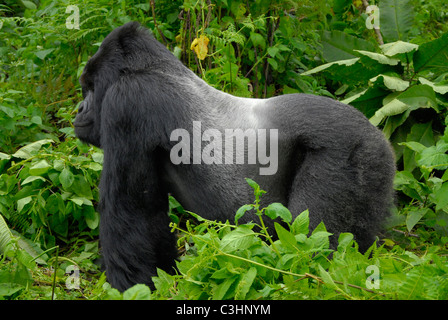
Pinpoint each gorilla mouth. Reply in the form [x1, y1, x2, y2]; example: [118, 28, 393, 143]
[74, 121, 92, 128]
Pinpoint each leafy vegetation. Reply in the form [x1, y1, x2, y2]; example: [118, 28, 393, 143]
[1, 0, 448, 300]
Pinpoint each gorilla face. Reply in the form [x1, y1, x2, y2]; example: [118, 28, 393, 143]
[74, 87, 101, 147]
[74, 45, 121, 148]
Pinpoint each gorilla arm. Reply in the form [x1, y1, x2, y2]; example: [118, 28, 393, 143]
[98, 79, 178, 291]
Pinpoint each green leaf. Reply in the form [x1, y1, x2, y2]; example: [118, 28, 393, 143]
[379, 0, 414, 42]
[400, 141, 427, 153]
[22, 176, 46, 185]
[370, 74, 409, 91]
[11, 230, 48, 265]
[245, 178, 259, 190]
[264, 202, 292, 223]
[17, 196, 32, 213]
[291, 209, 309, 235]
[320, 30, 375, 62]
[337, 233, 354, 251]
[29, 160, 51, 176]
[60, 168, 75, 189]
[213, 276, 238, 300]
[122, 284, 151, 300]
[418, 77, 448, 94]
[250, 32, 265, 50]
[0, 213, 13, 255]
[381, 41, 419, 57]
[35, 48, 55, 60]
[406, 208, 430, 232]
[267, 58, 278, 70]
[12, 139, 53, 159]
[414, 32, 448, 73]
[20, 0, 37, 10]
[417, 141, 448, 170]
[85, 208, 99, 229]
[370, 85, 437, 126]
[301, 58, 359, 76]
[435, 183, 448, 211]
[235, 204, 253, 224]
[220, 227, 257, 252]
[355, 50, 400, 66]
[235, 267, 257, 300]
[275, 222, 297, 251]
[318, 265, 338, 290]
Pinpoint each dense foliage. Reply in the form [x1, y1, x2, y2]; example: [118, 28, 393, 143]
[1, 0, 448, 300]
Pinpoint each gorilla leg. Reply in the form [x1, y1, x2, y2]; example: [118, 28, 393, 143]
[287, 142, 394, 252]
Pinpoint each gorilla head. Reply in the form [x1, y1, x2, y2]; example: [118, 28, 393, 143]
[74, 22, 396, 292]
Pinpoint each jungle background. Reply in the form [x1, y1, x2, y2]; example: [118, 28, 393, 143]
[1, 0, 448, 300]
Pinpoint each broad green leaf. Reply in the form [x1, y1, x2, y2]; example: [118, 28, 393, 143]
[267, 58, 278, 70]
[370, 99, 408, 126]
[0, 283, 24, 297]
[11, 230, 48, 265]
[370, 74, 409, 91]
[220, 227, 257, 252]
[403, 122, 435, 172]
[22, 176, 46, 185]
[12, 139, 53, 159]
[264, 203, 292, 223]
[35, 48, 55, 60]
[301, 58, 359, 76]
[417, 141, 448, 170]
[318, 265, 338, 290]
[235, 267, 257, 300]
[21, 0, 37, 9]
[60, 168, 75, 189]
[250, 32, 266, 50]
[291, 209, 309, 235]
[370, 85, 437, 126]
[85, 209, 99, 229]
[337, 233, 354, 251]
[380, 41, 419, 57]
[69, 196, 93, 206]
[414, 32, 448, 73]
[400, 141, 426, 153]
[355, 50, 400, 66]
[320, 30, 375, 62]
[406, 208, 430, 232]
[123, 284, 151, 300]
[0, 213, 13, 255]
[29, 159, 51, 176]
[17, 196, 32, 213]
[435, 182, 448, 211]
[418, 77, 448, 94]
[72, 175, 93, 199]
[213, 276, 238, 300]
[379, 0, 414, 42]
[0, 152, 10, 161]
[274, 222, 297, 251]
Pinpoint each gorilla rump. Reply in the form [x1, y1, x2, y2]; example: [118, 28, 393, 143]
[74, 22, 396, 292]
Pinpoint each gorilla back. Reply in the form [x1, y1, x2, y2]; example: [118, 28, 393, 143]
[74, 22, 396, 291]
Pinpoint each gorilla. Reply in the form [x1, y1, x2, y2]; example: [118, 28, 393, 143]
[74, 22, 395, 291]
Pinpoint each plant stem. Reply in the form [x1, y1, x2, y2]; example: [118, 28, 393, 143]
[51, 246, 59, 300]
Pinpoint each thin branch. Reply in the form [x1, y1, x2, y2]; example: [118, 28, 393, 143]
[362, 0, 384, 45]
[150, 0, 167, 45]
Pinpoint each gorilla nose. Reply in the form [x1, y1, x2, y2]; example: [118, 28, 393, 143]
[78, 101, 85, 114]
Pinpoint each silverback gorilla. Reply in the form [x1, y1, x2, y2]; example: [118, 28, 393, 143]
[74, 22, 396, 291]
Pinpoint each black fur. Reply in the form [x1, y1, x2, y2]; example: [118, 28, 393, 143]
[74, 22, 396, 292]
